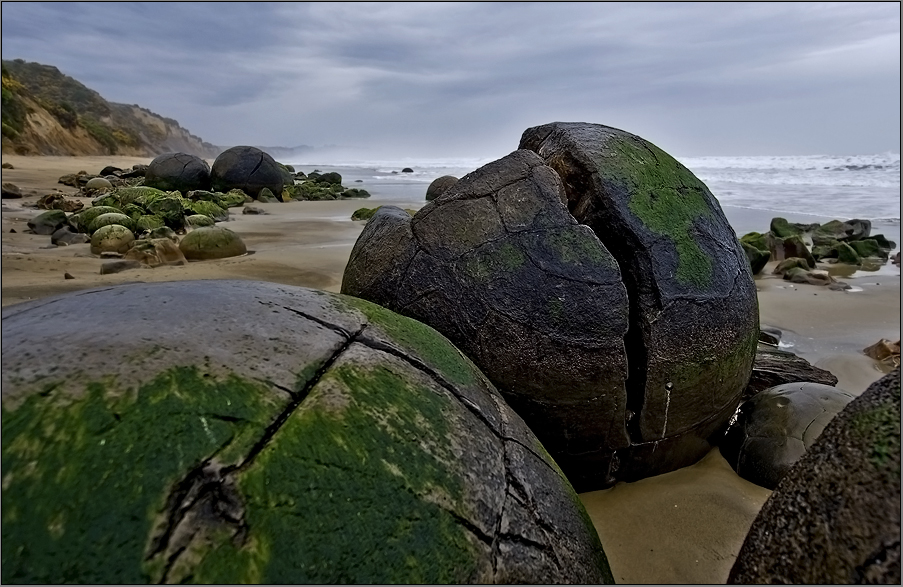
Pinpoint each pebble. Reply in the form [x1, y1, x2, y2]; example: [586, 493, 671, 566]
[64, 272, 75, 280]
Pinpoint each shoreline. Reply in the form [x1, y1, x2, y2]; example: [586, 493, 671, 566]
[2, 155, 899, 584]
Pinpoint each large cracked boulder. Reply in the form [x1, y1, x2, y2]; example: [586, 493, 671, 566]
[210, 146, 284, 199]
[342, 131, 758, 490]
[0, 280, 612, 584]
[144, 152, 212, 194]
[729, 368, 901, 584]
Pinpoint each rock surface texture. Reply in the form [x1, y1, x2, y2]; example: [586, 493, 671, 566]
[0, 280, 612, 585]
[343, 123, 758, 490]
[720, 382, 855, 489]
[729, 368, 901, 584]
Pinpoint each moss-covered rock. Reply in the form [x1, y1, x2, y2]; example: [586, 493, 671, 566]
[185, 214, 215, 227]
[832, 241, 862, 265]
[70, 206, 121, 233]
[144, 194, 188, 229]
[770, 217, 805, 238]
[179, 226, 247, 260]
[871, 234, 896, 250]
[257, 187, 279, 203]
[186, 200, 228, 222]
[767, 234, 816, 268]
[88, 212, 135, 234]
[741, 241, 770, 275]
[351, 206, 381, 221]
[314, 171, 342, 185]
[739, 231, 769, 252]
[26, 209, 68, 235]
[90, 224, 135, 255]
[341, 188, 371, 199]
[135, 214, 165, 232]
[849, 238, 888, 260]
[773, 257, 811, 275]
[1, 280, 613, 584]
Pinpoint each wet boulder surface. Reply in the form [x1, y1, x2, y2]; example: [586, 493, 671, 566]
[729, 368, 901, 584]
[343, 150, 632, 490]
[0, 280, 612, 584]
[210, 146, 285, 199]
[518, 122, 759, 484]
[144, 152, 212, 194]
[343, 125, 758, 490]
[720, 382, 855, 489]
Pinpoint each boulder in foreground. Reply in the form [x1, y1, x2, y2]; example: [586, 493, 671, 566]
[729, 368, 901, 584]
[0, 280, 612, 584]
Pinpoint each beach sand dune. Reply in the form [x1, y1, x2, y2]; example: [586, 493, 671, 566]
[2, 155, 899, 583]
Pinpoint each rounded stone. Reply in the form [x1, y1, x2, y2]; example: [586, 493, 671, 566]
[144, 152, 211, 194]
[426, 175, 458, 201]
[185, 214, 215, 227]
[179, 226, 247, 260]
[88, 212, 135, 234]
[729, 369, 901, 584]
[720, 382, 855, 489]
[210, 146, 284, 199]
[90, 224, 135, 255]
[85, 177, 113, 190]
[0, 280, 613, 584]
[186, 200, 228, 221]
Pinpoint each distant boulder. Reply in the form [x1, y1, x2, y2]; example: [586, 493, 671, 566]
[210, 146, 284, 199]
[401, 167, 413, 173]
[426, 175, 458, 201]
[144, 152, 211, 194]
[2, 182, 22, 199]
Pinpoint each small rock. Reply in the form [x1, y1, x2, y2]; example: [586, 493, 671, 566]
[51, 226, 90, 246]
[64, 272, 75, 279]
[2, 182, 22, 199]
[2, 162, 14, 169]
[242, 206, 266, 215]
[10, 229, 16, 233]
[85, 177, 113, 190]
[401, 167, 414, 173]
[100, 260, 142, 275]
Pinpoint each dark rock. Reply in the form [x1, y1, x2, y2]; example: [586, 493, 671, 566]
[426, 175, 459, 201]
[2, 162, 14, 169]
[0, 280, 614, 584]
[2, 182, 22, 199]
[894, 251, 901, 267]
[721, 382, 855, 489]
[314, 171, 342, 185]
[118, 164, 148, 179]
[849, 238, 889, 260]
[27, 210, 69, 235]
[178, 226, 247, 260]
[257, 187, 280, 203]
[767, 233, 815, 268]
[729, 369, 901, 584]
[340, 188, 370, 199]
[772, 257, 810, 275]
[99, 260, 142, 275]
[845, 218, 872, 241]
[871, 233, 896, 250]
[741, 242, 769, 275]
[758, 326, 781, 347]
[401, 167, 414, 173]
[99, 165, 122, 176]
[145, 152, 211, 194]
[745, 343, 839, 401]
[242, 206, 266, 215]
[51, 226, 90, 246]
[812, 219, 866, 245]
[64, 272, 74, 279]
[9, 229, 16, 233]
[344, 127, 759, 491]
[210, 146, 284, 198]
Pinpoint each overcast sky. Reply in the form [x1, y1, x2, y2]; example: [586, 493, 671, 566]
[1, 2, 899, 160]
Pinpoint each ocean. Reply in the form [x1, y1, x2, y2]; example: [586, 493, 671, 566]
[285, 152, 901, 250]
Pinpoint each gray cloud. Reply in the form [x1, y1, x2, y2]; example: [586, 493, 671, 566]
[1, 2, 898, 158]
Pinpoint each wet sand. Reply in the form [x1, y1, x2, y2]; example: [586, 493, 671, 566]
[2, 155, 900, 583]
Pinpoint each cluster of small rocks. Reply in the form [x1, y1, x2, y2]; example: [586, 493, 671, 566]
[740, 217, 897, 289]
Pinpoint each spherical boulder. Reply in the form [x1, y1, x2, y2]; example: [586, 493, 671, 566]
[85, 177, 113, 190]
[426, 175, 458, 201]
[178, 226, 247, 260]
[720, 382, 855, 489]
[0, 280, 614, 584]
[88, 212, 135, 234]
[729, 369, 901, 584]
[90, 224, 135, 255]
[70, 206, 122, 233]
[185, 214, 215, 227]
[144, 152, 211, 194]
[210, 146, 284, 199]
[343, 125, 759, 491]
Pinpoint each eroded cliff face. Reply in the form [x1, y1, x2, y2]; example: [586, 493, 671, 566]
[2, 59, 219, 158]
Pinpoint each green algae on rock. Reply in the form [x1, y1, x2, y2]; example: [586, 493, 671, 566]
[1, 280, 612, 584]
[90, 223, 135, 255]
[179, 226, 247, 260]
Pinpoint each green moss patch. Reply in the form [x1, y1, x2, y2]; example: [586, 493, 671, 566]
[188, 363, 479, 584]
[851, 404, 901, 474]
[1, 367, 286, 584]
[594, 138, 715, 287]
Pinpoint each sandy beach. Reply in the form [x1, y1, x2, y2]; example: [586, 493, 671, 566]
[2, 155, 900, 584]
